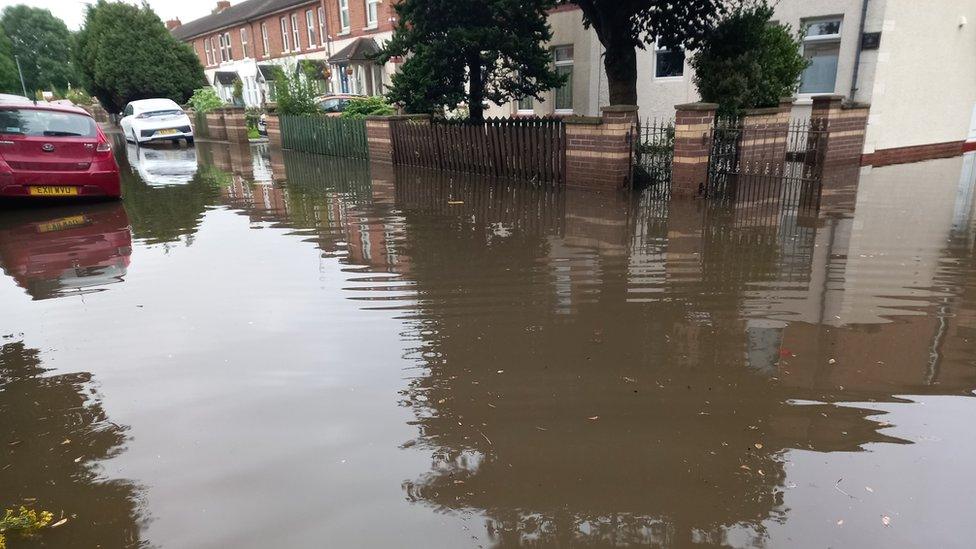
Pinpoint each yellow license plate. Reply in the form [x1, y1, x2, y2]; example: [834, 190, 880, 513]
[157, 129, 179, 136]
[29, 186, 78, 196]
[37, 215, 88, 233]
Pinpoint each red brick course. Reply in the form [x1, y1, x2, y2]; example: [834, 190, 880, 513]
[862, 141, 966, 167]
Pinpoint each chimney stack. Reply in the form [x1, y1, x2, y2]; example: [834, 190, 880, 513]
[165, 18, 182, 30]
[213, 1, 231, 14]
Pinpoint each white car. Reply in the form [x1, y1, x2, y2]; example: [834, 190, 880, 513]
[120, 98, 194, 146]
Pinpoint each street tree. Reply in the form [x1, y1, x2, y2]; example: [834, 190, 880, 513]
[0, 5, 77, 93]
[376, 0, 565, 121]
[570, 0, 732, 105]
[0, 28, 19, 94]
[691, 2, 809, 115]
[75, 1, 205, 113]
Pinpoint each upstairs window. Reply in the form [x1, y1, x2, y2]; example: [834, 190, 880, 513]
[261, 22, 270, 57]
[240, 27, 249, 58]
[204, 38, 213, 65]
[291, 13, 302, 51]
[365, 0, 379, 28]
[655, 47, 685, 78]
[553, 45, 574, 113]
[219, 32, 232, 62]
[799, 17, 843, 94]
[318, 7, 327, 41]
[306, 9, 317, 47]
[280, 17, 290, 52]
[210, 36, 219, 64]
[338, 0, 350, 31]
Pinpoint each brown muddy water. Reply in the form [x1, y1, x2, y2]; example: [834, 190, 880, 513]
[1, 135, 976, 548]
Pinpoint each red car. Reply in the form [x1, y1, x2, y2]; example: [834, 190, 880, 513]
[0, 100, 121, 198]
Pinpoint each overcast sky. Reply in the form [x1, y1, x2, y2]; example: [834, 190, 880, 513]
[0, 0, 220, 30]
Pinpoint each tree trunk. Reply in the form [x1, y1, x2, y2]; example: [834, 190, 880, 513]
[604, 39, 638, 106]
[468, 55, 485, 122]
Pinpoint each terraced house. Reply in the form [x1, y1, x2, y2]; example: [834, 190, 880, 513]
[172, 0, 976, 166]
[169, 0, 397, 107]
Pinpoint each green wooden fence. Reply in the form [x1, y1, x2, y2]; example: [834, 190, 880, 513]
[280, 115, 368, 159]
[193, 111, 210, 140]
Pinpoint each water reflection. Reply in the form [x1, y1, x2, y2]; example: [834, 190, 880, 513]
[0, 202, 131, 300]
[124, 143, 198, 187]
[0, 340, 146, 548]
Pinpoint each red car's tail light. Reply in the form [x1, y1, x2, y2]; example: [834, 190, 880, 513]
[96, 141, 112, 153]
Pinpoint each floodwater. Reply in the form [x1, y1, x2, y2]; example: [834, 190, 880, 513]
[1, 134, 976, 548]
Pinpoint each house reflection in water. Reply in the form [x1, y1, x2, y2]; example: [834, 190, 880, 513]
[0, 203, 132, 300]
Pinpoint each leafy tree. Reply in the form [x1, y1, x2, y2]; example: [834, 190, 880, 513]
[341, 96, 395, 119]
[0, 28, 19, 94]
[74, 1, 205, 113]
[376, 0, 565, 121]
[188, 87, 224, 113]
[691, 2, 808, 115]
[569, 0, 732, 105]
[0, 5, 77, 94]
[273, 67, 319, 116]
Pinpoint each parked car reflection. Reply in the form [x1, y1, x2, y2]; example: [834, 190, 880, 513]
[0, 202, 132, 299]
[124, 142, 198, 187]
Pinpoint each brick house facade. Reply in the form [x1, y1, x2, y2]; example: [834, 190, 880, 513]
[172, 0, 400, 107]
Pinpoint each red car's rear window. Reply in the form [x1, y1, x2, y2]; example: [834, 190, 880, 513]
[0, 108, 97, 138]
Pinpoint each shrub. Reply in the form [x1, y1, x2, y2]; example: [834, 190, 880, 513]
[341, 96, 395, 119]
[690, 1, 809, 116]
[273, 67, 319, 116]
[188, 87, 224, 113]
[65, 87, 93, 105]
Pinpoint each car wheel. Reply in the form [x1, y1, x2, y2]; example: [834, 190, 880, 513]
[185, 137, 195, 146]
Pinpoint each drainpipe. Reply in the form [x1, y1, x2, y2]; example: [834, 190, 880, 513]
[849, 0, 870, 101]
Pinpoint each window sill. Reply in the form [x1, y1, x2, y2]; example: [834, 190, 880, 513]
[363, 24, 378, 31]
[653, 75, 685, 81]
[338, 29, 350, 36]
[554, 109, 574, 116]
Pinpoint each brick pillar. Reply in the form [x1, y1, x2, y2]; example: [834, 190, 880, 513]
[672, 102, 717, 198]
[739, 98, 793, 175]
[564, 105, 638, 191]
[206, 109, 227, 141]
[812, 94, 870, 166]
[366, 114, 430, 164]
[265, 112, 283, 149]
[223, 106, 248, 144]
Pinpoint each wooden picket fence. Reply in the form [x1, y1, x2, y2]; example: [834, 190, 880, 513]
[391, 118, 566, 185]
[280, 115, 368, 159]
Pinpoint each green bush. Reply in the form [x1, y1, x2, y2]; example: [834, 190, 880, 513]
[341, 96, 395, 119]
[690, 1, 809, 116]
[188, 87, 224, 113]
[273, 67, 319, 116]
[65, 87, 93, 105]
[244, 106, 263, 130]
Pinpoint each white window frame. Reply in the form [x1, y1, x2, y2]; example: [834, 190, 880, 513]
[365, 0, 379, 29]
[240, 27, 249, 58]
[338, 0, 350, 33]
[261, 22, 270, 57]
[798, 17, 843, 96]
[318, 7, 327, 42]
[653, 46, 685, 80]
[306, 9, 317, 47]
[517, 96, 534, 115]
[204, 38, 213, 66]
[553, 45, 574, 115]
[210, 36, 219, 64]
[291, 13, 302, 51]
[219, 32, 232, 62]
[280, 17, 290, 52]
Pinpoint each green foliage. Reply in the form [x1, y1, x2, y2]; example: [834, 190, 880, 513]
[691, 2, 809, 115]
[188, 87, 224, 113]
[0, 506, 54, 548]
[273, 67, 318, 116]
[232, 79, 244, 106]
[75, 1, 206, 113]
[0, 28, 18, 94]
[247, 126, 260, 139]
[341, 96, 395, 119]
[0, 5, 77, 94]
[245, 106, 263, 130]
[377, 0, 565, 121]
[66, 87, 93, 105]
